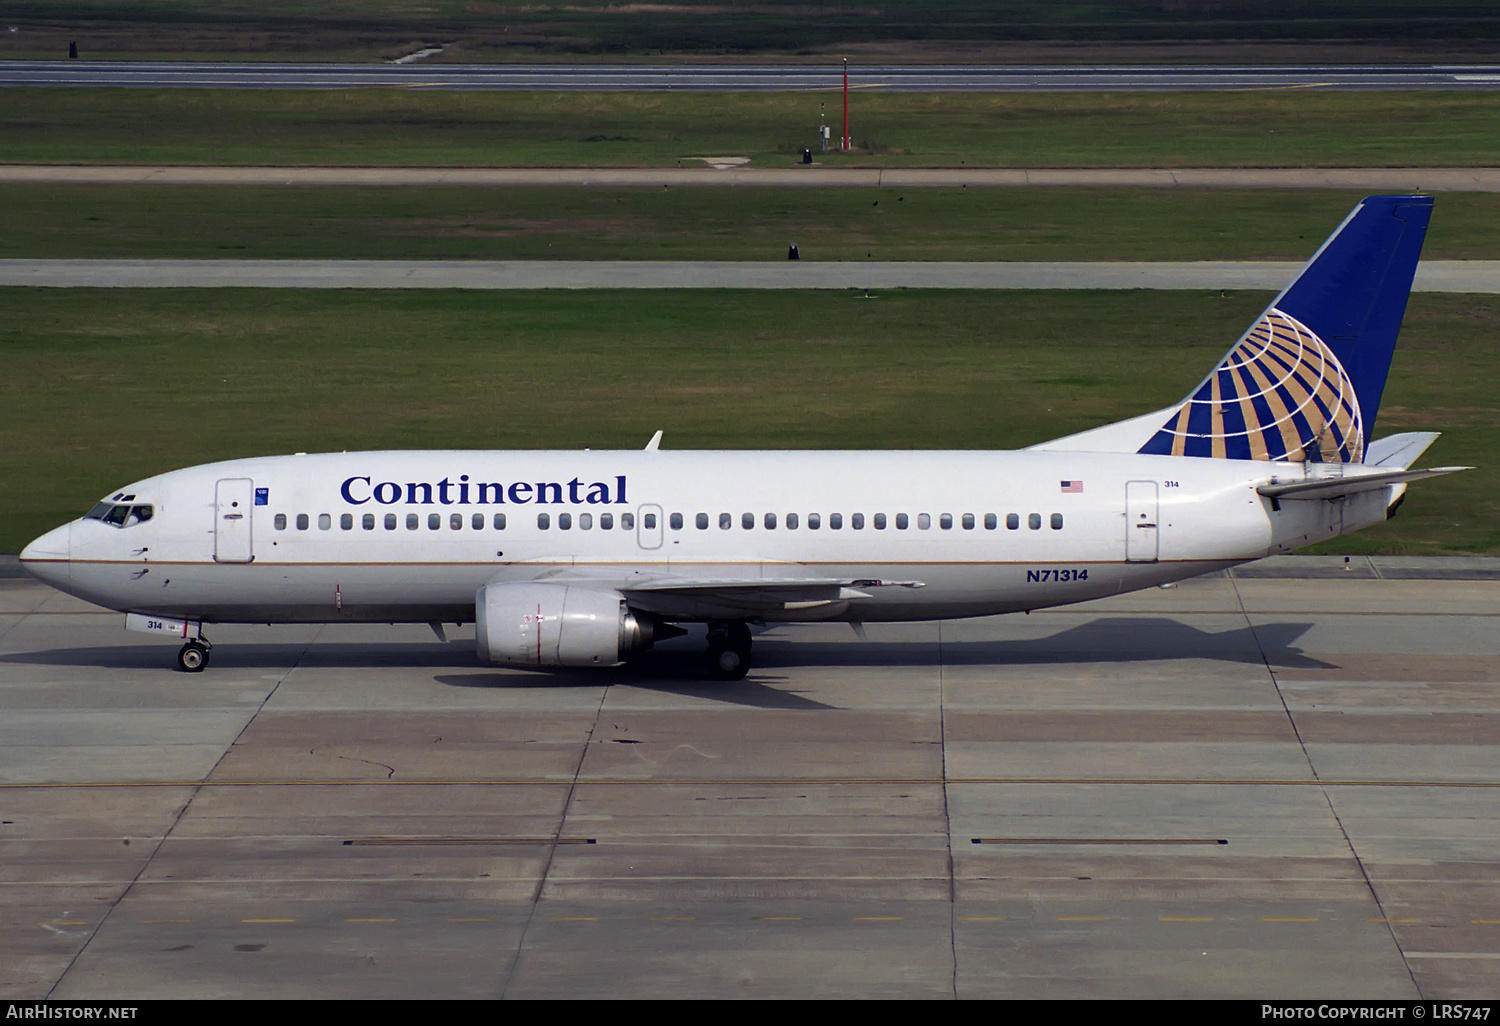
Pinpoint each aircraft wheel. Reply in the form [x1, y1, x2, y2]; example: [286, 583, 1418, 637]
[705, 642, 750, 681]
[177, 641, 210, 673]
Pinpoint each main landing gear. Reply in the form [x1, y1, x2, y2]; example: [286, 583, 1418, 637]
[704, 621, 752, 681]
[177, 638, 211, 673]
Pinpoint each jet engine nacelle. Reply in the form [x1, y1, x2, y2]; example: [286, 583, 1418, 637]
[475, 581, 656, 667]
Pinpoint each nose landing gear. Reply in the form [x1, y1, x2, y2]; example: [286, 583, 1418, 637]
[177, 638, 211, 673]
[704, 621, 752, 680]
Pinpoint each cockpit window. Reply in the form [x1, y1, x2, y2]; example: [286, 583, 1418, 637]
[86, 502, 153, 528]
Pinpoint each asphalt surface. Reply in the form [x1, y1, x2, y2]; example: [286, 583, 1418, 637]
[7, 61, 1500, 91]
[6, 165, 1498, 191]
[2, 258, 1495, 291]
[3, 568, 1497, 998]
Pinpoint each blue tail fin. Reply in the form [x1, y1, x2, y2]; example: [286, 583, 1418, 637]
[1138, 195, 1432, 463]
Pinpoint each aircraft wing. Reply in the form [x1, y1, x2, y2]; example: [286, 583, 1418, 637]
[522, 568, 924, 619]
[623, 576, 924, 619]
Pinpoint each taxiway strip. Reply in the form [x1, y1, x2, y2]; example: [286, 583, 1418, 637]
[1, 258, 1495, 291]
[5, 61, 1500, 92]
[3, 165, 1499, 190]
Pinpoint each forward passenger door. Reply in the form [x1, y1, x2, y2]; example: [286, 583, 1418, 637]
[214, 478, 255, 563]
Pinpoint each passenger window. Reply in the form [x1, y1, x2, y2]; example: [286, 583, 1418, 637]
[318, 514, 331, 530]
[765, 512, 777, 530]
[538, 512, 551, 530]
[851, 513, 864, 530]
[473, 513, 484, 530]
[830, 513, 843, 530]
[918, 513, 931, 530]
[559, 512, 572, 530]
[669, 512, 683, 530]
[787, 513, 799, 529]
[719, 513, 731, 530]
[644, 512, 657, 530]
[1029, 513, 1042, 530]
[296, 514, 309, 531]
[407, 513, 419, 530]
[622, 512, 635, 530]
[363, 513, 375, 530]
[742, 512, 754, 529]
[696, 513, 708, 530]
[939, 514, 952, 530]
[428, 513, 441, 530]
[385, 513, 397, 530]
[873, 513, 886, 530]
[1051, 513, 1064, 530]
[451, 513, 462, 530]
[275, 513, 287, 530]
[1007, 513, 1019, 530]
[580, 513, 593, 530]
[808, 513, 821, 530]
[896, 513, 908, 530]
[962, 514, 975, 530]
[494, 513, 507, 530]
[340, 513, 352, 530]
[599, 513, 612, 530]
[984, 513, 997, 530]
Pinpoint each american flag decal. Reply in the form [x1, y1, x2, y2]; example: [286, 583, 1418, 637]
[1061, 481, 1083, 493]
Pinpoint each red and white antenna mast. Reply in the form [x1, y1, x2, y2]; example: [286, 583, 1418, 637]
[842, 58, 851, 152]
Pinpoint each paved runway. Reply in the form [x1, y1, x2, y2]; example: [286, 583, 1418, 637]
[2, 560, 1498, 998]
[3, 258, 1496, 292]
[7, 61, 1500, 92]
[5, 165, 1499, 191]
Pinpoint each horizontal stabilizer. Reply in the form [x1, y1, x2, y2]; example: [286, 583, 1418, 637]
[1257, 465, 1469, 501]
[1363, 431, 1442, 469]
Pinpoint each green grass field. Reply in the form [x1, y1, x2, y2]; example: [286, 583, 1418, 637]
[2, 288, 1493, 556]
[6, 185, 1500, 261]
[8, 89, 1500, 168]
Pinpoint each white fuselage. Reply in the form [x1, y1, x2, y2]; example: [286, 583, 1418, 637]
[21, 448, 1390, 626]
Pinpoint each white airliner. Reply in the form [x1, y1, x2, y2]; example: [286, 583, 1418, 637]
[20, 195, 1466, 679]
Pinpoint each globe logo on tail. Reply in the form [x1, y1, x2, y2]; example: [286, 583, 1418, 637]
[1139, 308, 1365, 463]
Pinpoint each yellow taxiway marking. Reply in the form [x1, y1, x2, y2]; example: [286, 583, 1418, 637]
[549, 916, 600, 922]
[1369, 918, 1420, 923]
[43, 921, 89, 926]
[241, 918, 295, 924]
[1471, 919, 1500, 924]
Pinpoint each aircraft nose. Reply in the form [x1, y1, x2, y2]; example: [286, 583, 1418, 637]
[19, 523, 71, 587]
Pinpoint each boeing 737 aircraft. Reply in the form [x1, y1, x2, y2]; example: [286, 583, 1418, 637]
[20, 195, 1466, 679]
